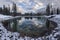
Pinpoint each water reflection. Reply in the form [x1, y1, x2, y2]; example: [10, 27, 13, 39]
[17, 17, 47, 32]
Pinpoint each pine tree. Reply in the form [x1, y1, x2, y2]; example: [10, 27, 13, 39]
[3, 5, 10, 15]
[3, 5, 5, 14]
[46, 4, 50, 16]
[0, 7, 2, 13]
[12, 3, 17, 16]
[7, 5, 10, 14]
[57, 8, 59, 14]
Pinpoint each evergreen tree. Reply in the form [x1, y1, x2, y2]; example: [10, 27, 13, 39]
[3, 5, 10, 15]
[7, 5, 10, 14]
[57, 8, 59, 14]
[3, 5, 5, 14]
[12, 3, 17, 16]
[25, 13, 29, 16]
[0, 7, 2, 13]
[46, 4, 50, 16]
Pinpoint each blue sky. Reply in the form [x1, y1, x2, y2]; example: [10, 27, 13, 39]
[0, 0, 59, 13]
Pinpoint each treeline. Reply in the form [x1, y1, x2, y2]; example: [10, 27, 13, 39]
[46, 4, 60, 16]
[0, 3, 60, 16]
[0, 3, 21, 16]
[0, 5, 10, 15]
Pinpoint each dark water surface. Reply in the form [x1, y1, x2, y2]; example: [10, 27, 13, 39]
[17, 17, 48, 37]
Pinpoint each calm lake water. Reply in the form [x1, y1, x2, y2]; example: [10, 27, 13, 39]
[17, 17, 47, 32]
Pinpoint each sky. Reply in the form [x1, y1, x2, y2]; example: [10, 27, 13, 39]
[0, 0, 60, 13]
